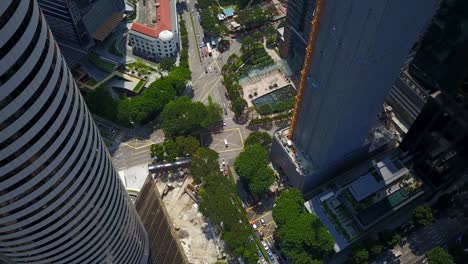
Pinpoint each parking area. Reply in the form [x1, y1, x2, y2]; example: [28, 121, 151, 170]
[201, 128, 244, 153]
[246, 197, 281, 263]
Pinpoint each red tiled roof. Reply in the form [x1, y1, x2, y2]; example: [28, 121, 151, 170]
[130, 0, 172, 38]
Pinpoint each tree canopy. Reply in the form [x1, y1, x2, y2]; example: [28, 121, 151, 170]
[234, 144, 268, 178]
[160, 57, 174, 71]
[276, 213, 334, 263]
[191, 148, 220, 183]
[163, 139, 179, 162]
[194, 147, 258, 263]
[412, 206, 433, 228]
[244, 131, 272, 151]
[426, 247, 454, 264]
[176, 136, 200, 156]
[273, 188, 334, 262]
[272, 188, 305, 226]
[161, 96, 222, 136]
[234, 144, 274, 195]
[349, 246, 369, 264]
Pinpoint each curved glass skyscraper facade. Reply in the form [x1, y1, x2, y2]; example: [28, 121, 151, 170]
[0, 1, 149, 263]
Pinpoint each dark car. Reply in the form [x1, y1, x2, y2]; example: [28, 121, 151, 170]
[268, 251, 274, 261]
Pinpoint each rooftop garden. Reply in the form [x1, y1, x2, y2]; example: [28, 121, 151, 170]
[342, 189, 376, 212]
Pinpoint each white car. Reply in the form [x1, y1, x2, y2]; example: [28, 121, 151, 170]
[260, 218, 266, 226]
[223, 120, 226, 126]
[262, 241, 269, 251]
[252, 223, 258, 231]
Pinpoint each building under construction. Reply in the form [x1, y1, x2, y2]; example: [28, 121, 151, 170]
[271, 0, 436, 191]
[135, 175, 189, 264]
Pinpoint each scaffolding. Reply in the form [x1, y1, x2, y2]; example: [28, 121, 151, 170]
[288, 0, 325, 139]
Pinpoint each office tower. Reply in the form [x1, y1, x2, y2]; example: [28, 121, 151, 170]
[385, 0, 468, 127]
[407, 0, 468, 95]
[135, 175, 189, 264]
[271, 0, 435, 191]
[0, 1, 149, 263]
[400, 89, 468, 189]
[281, 0, 317, 71]
[37, 0, 125, 66]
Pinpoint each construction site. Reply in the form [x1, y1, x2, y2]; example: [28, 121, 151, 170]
[148, 169, 226, 263]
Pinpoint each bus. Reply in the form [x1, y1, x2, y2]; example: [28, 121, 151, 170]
[206, 43, 212, 56]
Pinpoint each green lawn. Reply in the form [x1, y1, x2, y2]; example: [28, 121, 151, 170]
[133, 80, 145, 93]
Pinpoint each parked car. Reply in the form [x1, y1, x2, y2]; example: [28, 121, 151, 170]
[262, 241, 269, 251]
[268, 251, 274, 261]
[260, 218, 266, 226]
[252, 223, 258, 231]
[257, 249, 262, 257]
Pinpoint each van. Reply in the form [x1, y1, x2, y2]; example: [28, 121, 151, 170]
[224, 139, 228, 147]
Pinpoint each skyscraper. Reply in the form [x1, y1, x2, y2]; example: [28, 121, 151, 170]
[0, 1, 149, 263]
[281, 0, 317, 71]
[271, 0, 435, 191]
[37, 0, 125, 66]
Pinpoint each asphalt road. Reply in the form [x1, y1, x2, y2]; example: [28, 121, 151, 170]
[373, 216, 464, 264]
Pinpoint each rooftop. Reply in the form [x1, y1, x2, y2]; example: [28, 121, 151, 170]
[348, 158, 409, 202]
[130, 0, 172, 38]
[223, 8, 235, 17]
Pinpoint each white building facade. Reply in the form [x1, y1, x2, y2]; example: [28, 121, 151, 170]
[128, 29, 176, 58]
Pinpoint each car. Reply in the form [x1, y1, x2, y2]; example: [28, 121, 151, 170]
[224, 108, 228, 115]
[222, 158, 226, 166]
[262, 241, 269, 251]
[261, 259, 267, 264]
[197, 34, 200, 37]
[260, 218, 266, 226]
[268, 251, 274, 261]
[259, 232, 264, 240]
[223, 120, 226, 126]
[257, 250, 262, 257]
[252, 223, 258, 231]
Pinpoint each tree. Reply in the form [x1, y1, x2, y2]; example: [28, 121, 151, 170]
[272, 188, 305, 226]
[277, 213, 334, 262]
[380, 230, 401, 248]
[426, 247, 455, 264]
[84, 85, 120, 123]
[412, 206, 433, 228]
[232, 97, 247, 118]
[191, 148, 220, 183]
[161, 96, 208, 136]
[241, 36, 256, 53]
[349, 246, 369, 264]
[244, 131, 272, 151]
[163, 139, 179, 162]
[258, 104, 273, 115]
[162, 75, 186, 96]
[150, 144, 165, 161]
[176, 136, 200, 156]
[160, 57, 174, 71]
[249, 166, 274, 195]
[234, 144, 268, 179]
[203, 96, 223, 128]
[368, 243, 383, 258]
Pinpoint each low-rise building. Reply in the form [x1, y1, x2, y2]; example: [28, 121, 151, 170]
[304, 149, 425, 251]
[128, 0, 178, 59]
